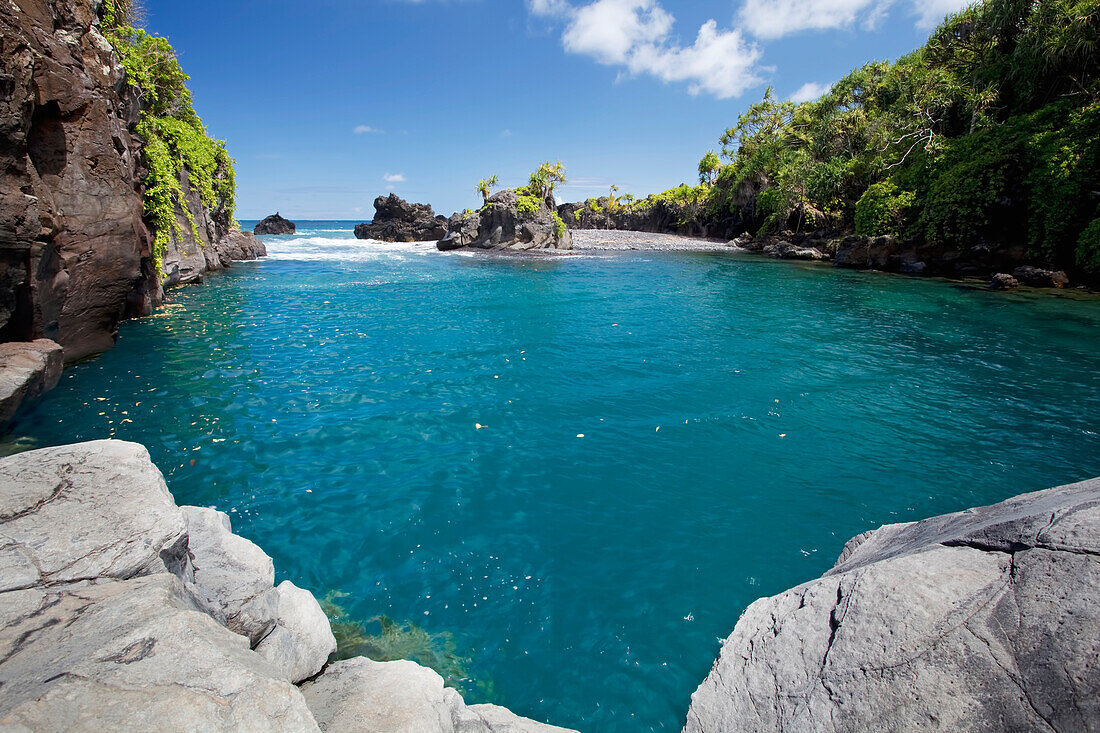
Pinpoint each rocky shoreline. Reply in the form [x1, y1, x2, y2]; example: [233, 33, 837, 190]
[0, 440, 574, 732]
[1, 439, 1095, 730]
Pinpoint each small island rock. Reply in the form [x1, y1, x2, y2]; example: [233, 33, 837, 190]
[354, 194, 448, 242]
[254, 213, 297, 235]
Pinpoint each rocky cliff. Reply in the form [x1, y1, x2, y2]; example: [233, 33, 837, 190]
[0, 0, 264, 363]
[0, 440, 576, 732]
[685, 477, 1100, 731]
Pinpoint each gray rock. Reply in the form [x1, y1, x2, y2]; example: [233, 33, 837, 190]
[256, 580, 338, 683]
[182, 505, 279, 645]
[762, 240, 827, 261]
[301, 657, 577, 733]
[355, 195, 447, 242]
[0, 339, 63, 427]
[0, 573, 319, 731]
[990, 272, 1020, 289]
[1012, 265, 1069, 288]
[0, 440, 189, 593]
[684, 477, 1100, 732]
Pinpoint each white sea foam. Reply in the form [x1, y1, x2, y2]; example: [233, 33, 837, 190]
[263, 235, 445, 263]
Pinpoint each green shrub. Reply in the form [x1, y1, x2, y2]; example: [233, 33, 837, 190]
[1077, 218, 1100, 276]
[105, 25, 236, 274]
[516, 195, 541, 216]
[854, 182, 916, 236]
[550, 211, 566, 238]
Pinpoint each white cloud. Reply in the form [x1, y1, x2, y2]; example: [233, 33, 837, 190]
[913, 0, 971, 28]
[737, 0, 888, 39]
[383, 172, 406, 182]
[353, 125, 383, 134]
[500, 129, 513, 137]
[789, 80, 832, 103]
[736, 0, 968, 39]
[552, 0, 763, 99]
[528, 0, 572, 17]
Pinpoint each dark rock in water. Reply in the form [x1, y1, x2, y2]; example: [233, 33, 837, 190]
[686, 476, 1100, 732]
[438, 211, 482, 251]
[216, 230, 268, 264]
[355, 195, 447, 242]
[834, 235, 901, 269]
[253, 213, 296, 236]
[762, 240, 826, 261]
[1013, 265, 1069, 288]
[990, 272, 1019, 289]
[0, 339, 63, 428]
[438, 190, 571, 252]
[899, 259, 927, 275]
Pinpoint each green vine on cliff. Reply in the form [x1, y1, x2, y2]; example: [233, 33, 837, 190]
[101, 15, 237, 275]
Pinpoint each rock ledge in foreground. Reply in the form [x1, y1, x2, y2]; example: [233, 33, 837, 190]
[685, 477, 1100, 732]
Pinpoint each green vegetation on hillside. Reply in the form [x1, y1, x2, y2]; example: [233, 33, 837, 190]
[100, 0, 237, 273]
[700, 0, 1100, 276]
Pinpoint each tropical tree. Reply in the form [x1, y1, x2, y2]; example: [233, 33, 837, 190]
[698, 150, 721, 185]
[475, 174, 499, 204]
[529, 161, 567, 203]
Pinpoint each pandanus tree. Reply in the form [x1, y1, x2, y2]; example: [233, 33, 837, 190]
[475, 175, 499, 204]
[528, 161, 567, 205]
[698, 150, 721, 185]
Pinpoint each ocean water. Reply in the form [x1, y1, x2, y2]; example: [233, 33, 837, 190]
[7, 221, 1100, 730]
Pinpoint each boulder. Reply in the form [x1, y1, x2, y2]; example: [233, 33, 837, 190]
[1012, 265, 1069, 288]
[256, 580, 338, 683]
[301, 658, 575, 733]
[761, 240, 827, 261]
[355, 194, 448, 242]
[990, 272, 1019, 290]
[254, 213, 297, 236]
[685, 477, 1100, 732]
[438, 211, 483, 251]
[0, 574, 319, 731]
[0, 441, 189, 592]
[833, 235, 901, 269]
[0, 339, 63, 428]
[181, 506, 279, 645]
[216, 229, 268, 264]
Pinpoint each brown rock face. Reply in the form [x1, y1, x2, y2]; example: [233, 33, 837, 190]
[0, 0, 151, 361]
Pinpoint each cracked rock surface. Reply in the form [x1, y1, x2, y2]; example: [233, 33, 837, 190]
[684, 477, 1100, 732]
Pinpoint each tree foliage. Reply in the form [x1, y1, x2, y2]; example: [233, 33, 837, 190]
[101, 5, 236, 274]
[704, 0, 1100, 274]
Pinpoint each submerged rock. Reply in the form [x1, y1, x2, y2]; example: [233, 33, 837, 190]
[0, 339, 63, 429]
[301, 657, 574, 732]
[685, 477, 1100, 732]
[255, 213, 297, 235]
[355, 194, 448, 242]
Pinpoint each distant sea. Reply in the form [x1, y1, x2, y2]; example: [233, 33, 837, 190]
[9, 221, 1100, 731]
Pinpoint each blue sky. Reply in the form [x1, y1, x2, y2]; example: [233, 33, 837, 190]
[141, 0, 968, 219]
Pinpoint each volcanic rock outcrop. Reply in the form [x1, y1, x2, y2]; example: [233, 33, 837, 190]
[354, 194, 448, 242]
[437, 190, 572, 252]
[685, 477, 1100, 732]
[254, 213, 296, 236]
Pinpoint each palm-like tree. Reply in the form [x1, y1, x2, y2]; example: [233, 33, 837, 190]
[475, 174, 499, 204]
[529, 161, 567, 204]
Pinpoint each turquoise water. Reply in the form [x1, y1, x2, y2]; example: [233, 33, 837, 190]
[7, 222, 1100, 730]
